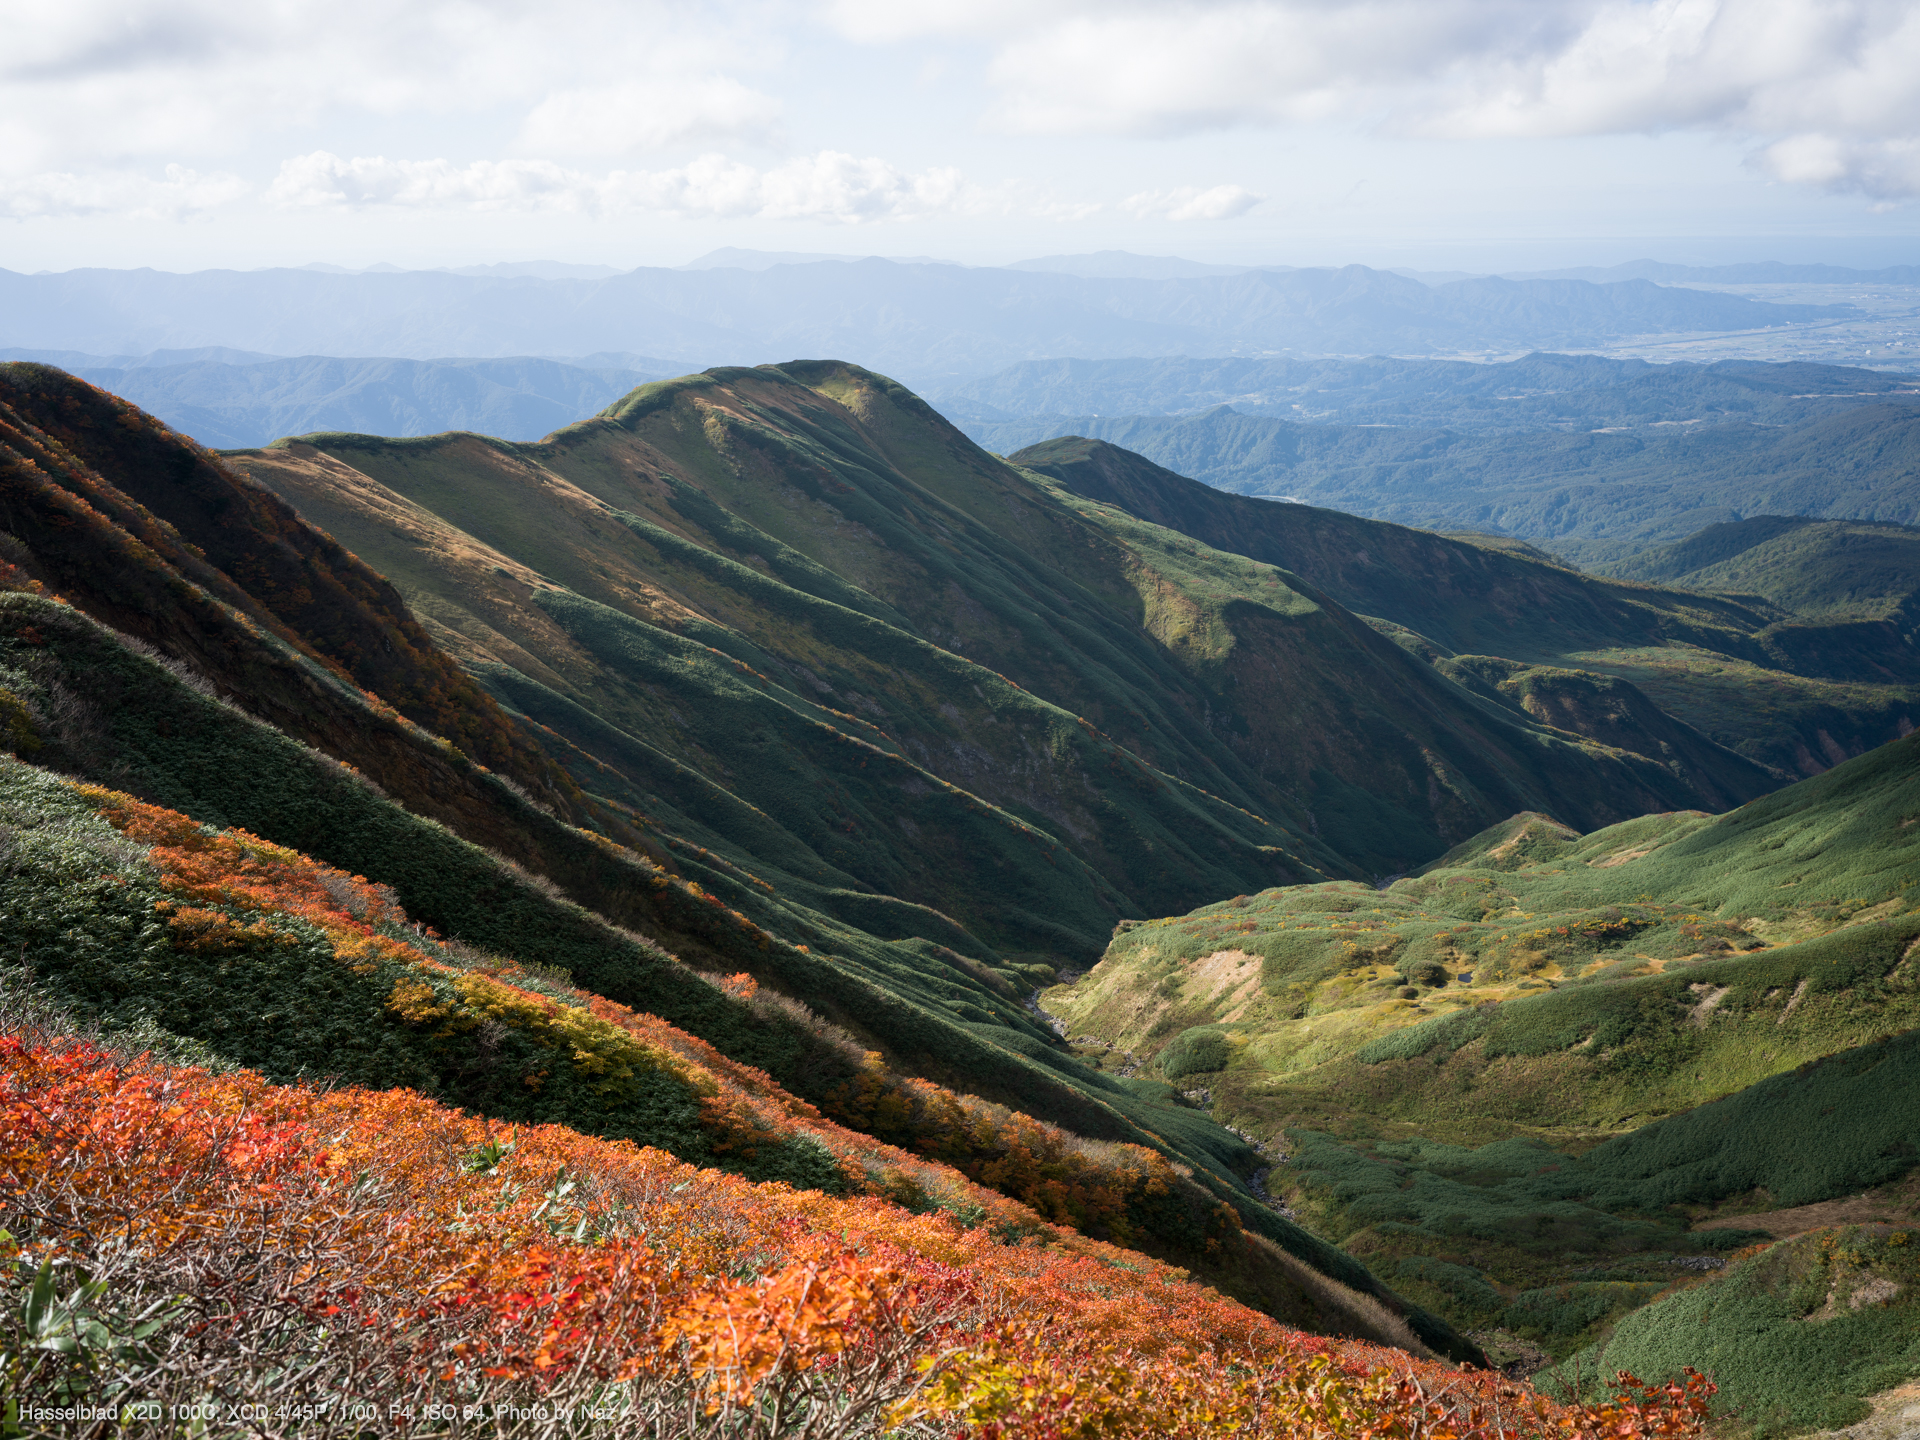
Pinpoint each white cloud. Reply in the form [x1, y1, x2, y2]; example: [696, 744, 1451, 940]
[515, 79, 784, 156]
[268, 149, 980, 223]
[1, 165, 246, 219]
[1756, 135, 1920, 199]
[1122, 185, 1263, 220]
[831, 0, 1920, 198]
[267, 155, 589, 212]
[0, 0, 784, 171]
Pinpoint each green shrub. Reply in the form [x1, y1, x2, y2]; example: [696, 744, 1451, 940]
[1159, 1027, 1234, 1079]
[1542, 1229, 1920, 1435]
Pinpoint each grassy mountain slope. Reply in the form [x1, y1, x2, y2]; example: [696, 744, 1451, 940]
[0, 362, 1490, 1358]
[1049, 733, 1920, 1135]
[233, 362, 1756, 890]
[1011, 435, 1917, 780]
[1541, 1217, 1920, 1433]
[1598, 515, 1920, 620]
[1043, 733, 1920, 1368]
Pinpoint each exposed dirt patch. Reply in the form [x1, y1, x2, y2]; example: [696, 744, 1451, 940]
[1687, 982, 1731, 1026]
[1189, 947, 1264, 1020]
[1592, 847, 1654, 869]
[1694, 1174, 1920, 1238]
[1778, 975, 1811, 1025]
[1800, 1378, 1920, 1440]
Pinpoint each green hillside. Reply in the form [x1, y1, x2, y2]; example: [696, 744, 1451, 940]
[1044, 732, 1920, 1369]
[1013, 436, 1918, 780]
[1598, 515, 1920, 621]
[234, 362, 1762, 899]
[978, 401, 1920, 559]
[1541, 1214, 1920, 1433]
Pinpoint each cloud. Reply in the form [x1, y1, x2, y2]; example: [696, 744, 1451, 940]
[514, 79, 783, 156]
[1, 165, 246, 219]
[1121, 185, 1263, 220]
[0, 0, 784, 170]
[268, 150, 979, 223]
[832, 0, 1920, 197]
[1756, 134, 1920, 199]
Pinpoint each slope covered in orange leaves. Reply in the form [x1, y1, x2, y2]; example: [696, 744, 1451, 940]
[0, 1026, 1715, 1438]
[0, 748, 1442, 1347]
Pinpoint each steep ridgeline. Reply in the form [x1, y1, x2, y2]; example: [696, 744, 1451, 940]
[240, 362, 1764, 896]
[1044, 732, 1920, 1391]
[1012, 436, 1918, 781]
[0, 361, 1475, 1357]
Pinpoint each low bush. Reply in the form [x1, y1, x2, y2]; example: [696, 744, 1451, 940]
[1160, 1027, 1235, 1080]
[1543, 1227, 1920, 1436]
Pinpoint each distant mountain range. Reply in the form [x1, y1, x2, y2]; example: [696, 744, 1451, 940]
[0, 349, 672, 447]
[937, 352, 1920, 432]
[963, 401, 1920, 559]
[1508, 259, 1920, 285]
[0, 261, 1850, 389]
[941, 354, 1920, 559]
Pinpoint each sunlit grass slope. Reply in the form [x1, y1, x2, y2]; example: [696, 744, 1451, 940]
[1540, 1221, 1920, 1435]
[1051, 732, 1920, 1136]
[1046, 733, 1920, 1366]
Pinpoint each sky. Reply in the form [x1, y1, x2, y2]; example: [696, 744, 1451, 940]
[5, 0, 1920, 274]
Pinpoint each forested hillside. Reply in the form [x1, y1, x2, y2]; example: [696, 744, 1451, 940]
[963, 390, 1920, 560]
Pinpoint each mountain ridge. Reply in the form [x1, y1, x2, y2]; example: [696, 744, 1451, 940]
[0, 264, 1848, 387]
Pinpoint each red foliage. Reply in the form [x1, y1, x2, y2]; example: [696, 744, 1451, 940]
[0, 1032, 1716, 1437]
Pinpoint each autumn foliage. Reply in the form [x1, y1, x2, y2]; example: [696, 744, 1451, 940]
[0, 773, 1718, 1436]
[71, 778, 1283, 1252]
[0, 1030, 1717, 1438]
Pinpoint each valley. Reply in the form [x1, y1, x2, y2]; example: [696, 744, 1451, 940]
[1, 352, 1916, 1434]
